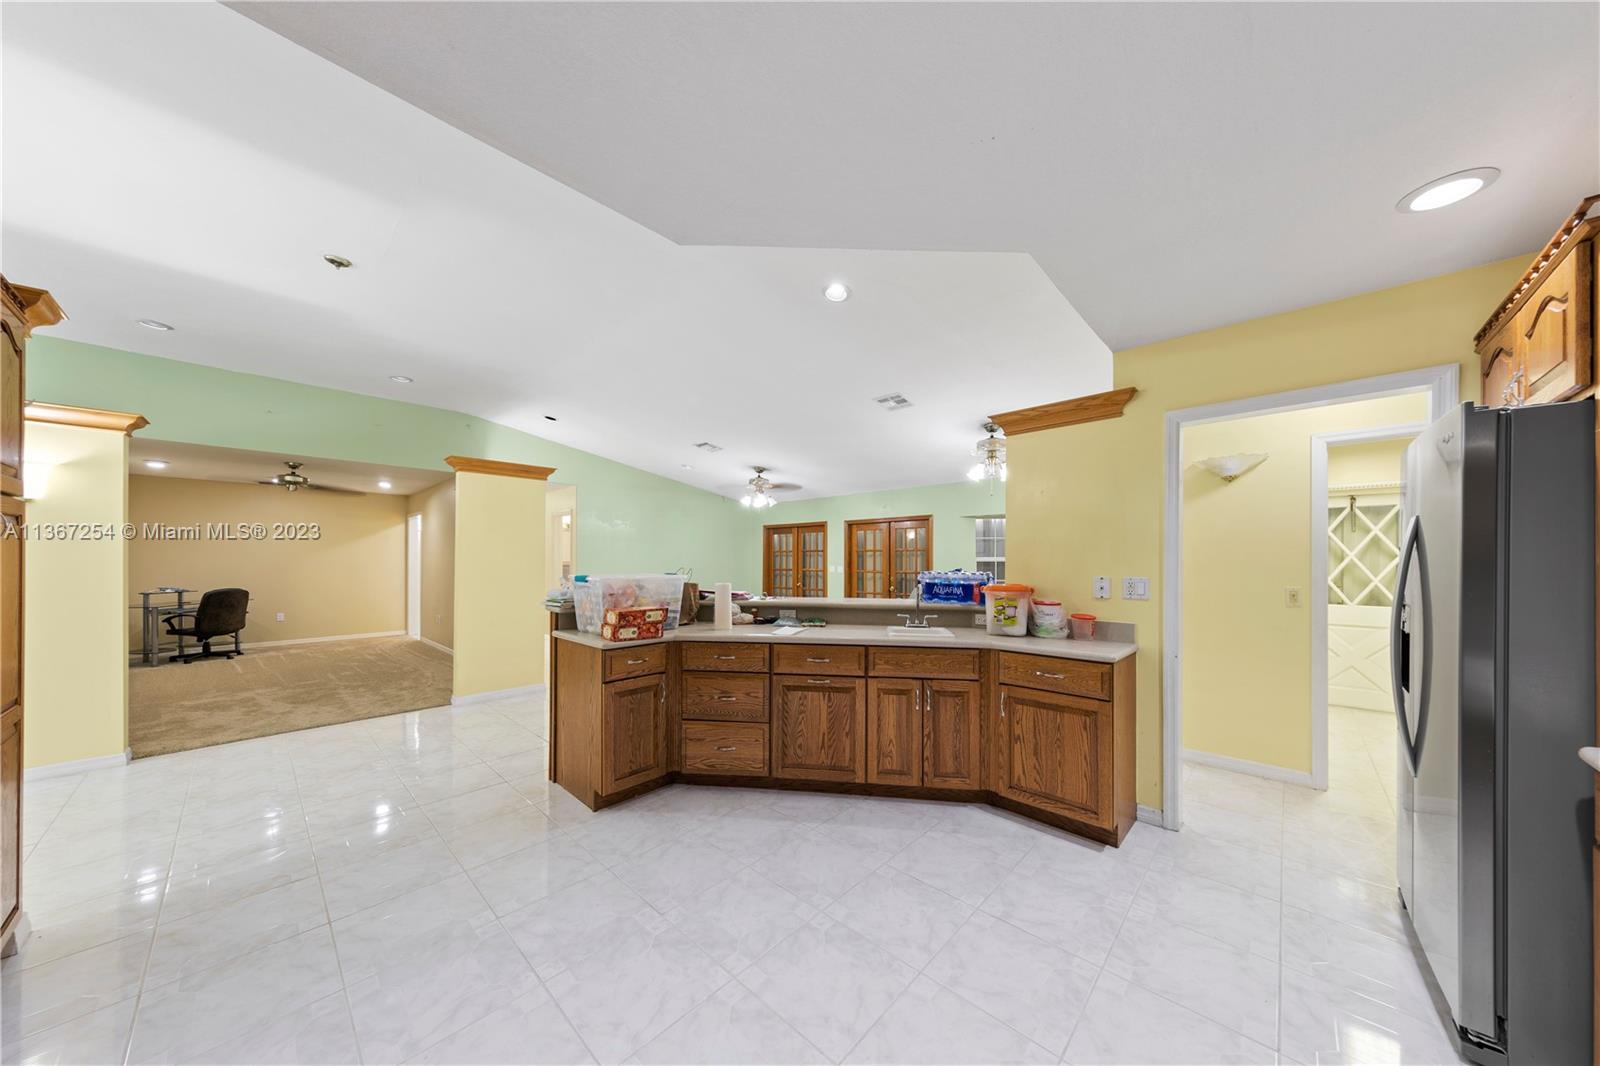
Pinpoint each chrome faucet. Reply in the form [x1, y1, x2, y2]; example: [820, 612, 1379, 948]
[897, 587, 939, 629]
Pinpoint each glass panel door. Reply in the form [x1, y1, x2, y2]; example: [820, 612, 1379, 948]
[891, 518, 931, 597]
[799, 526, 827, 597]
[766, 528, 795, 596]
[849, 522, 888, 597]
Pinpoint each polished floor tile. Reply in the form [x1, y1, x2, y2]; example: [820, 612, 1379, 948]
[5, 696, 1458, 1065]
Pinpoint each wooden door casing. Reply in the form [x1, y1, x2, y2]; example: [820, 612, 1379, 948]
[997, 685, 1112, 826]
[1520, 242, 1592, 406]
[763, 523, 827, 597]
[923, 679, 981, 790]
[771, 676, 866, 782]
[845, 515, 931, 598]
[867, 678, 922, 785]
[601, 674, 668, 794]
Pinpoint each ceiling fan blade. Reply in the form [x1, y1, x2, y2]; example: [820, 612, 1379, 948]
[256, 479, 284, 485]
[304, 483, 367, 496]
[768, 482, 803, 491]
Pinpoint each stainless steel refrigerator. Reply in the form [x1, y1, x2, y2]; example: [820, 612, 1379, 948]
[1395, 398, 1595, 1065]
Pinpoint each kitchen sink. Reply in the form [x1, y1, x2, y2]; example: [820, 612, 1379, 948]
[883, 626, 956, 638]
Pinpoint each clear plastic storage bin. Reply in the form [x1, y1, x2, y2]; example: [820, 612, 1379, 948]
[573, 574, 688, 634]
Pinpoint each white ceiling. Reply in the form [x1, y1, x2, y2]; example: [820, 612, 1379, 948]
[230, 1, 1599, 352]
[1, 2, 1107, 502]
[129, 438, 451, 497]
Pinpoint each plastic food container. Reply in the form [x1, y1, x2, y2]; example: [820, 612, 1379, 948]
[1030, 599, 1067, 638]
[1069, 613, 1097, 640]
[918, 569, 993, 605]
[983, 583, 1033, 637]
[573, 574, 687, 634]
[599, 606, 667, 642]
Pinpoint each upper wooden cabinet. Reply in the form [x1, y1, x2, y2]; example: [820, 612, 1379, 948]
[846, 515, 931, 598]
[764, 522, 827, 597]
[771, 675, 866, 782]
[1476, 198, 1597, 409]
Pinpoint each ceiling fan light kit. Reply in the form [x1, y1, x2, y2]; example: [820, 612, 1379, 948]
[257, 460, 365, 495]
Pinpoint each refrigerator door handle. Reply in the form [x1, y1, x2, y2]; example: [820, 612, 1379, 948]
[1391, 515, 1432, 776]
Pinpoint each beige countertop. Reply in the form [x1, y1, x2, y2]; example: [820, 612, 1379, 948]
[721, 596, 983, 611]
[553, 622, 1136, 663]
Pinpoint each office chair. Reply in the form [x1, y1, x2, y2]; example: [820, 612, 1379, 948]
[165, 587, 249, 663]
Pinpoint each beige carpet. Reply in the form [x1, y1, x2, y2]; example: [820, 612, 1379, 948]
[129, 636, 453, 757]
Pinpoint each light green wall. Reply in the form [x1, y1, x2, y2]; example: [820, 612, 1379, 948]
[750, 480, 1005, 596]
[29, 337, 756, 589]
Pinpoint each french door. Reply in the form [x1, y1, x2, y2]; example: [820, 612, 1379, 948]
[845, 515, 931, 598]
[763, 523, 827, 597]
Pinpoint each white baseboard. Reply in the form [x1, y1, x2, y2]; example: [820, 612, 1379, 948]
[130, 630, 409, 661]
[451, 683, 546, 707]
[1183, 747, 1314, 787]
[1136, 804, 1165, 827]
[25, 747, 131, 781]
[419, 637, 453, 656]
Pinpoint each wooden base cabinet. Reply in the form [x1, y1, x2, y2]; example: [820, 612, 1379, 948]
[996, 685, 1112, 827]
[601, 674, 669, 794]
[772, 676, 866, 783]
[866, 677, 981, 790]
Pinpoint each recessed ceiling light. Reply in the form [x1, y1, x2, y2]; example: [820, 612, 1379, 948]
[136, 319, 174, 331]
[377, 480, 392, 490]
[143, 460, 169, 470]
[389, 375, 413, 384]
[323, 254, 353, 270]
[823, 281, 850, 302]
[1397, 167, 1500, 213]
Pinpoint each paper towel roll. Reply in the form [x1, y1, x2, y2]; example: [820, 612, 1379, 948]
[713, 583, 733, 630]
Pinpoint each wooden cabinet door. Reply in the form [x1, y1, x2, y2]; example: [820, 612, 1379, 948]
[867, 678, 922, 785]
[923, 680, 981, 790]
[1519, 243, 1593, 405]
[0, 324, 20, 496]
[1480, 322, 1520, 409]
[772, 677, 866, 782]
[0, 707, 18, 940]
[997, 685, 1112, 826]
[601, 675, 668, 794]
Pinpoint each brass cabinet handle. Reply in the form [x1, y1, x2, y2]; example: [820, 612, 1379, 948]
[626, 658, 647, 665]
[716, 695, 737, 702]
[809, 678, 833, 685]
[714, 655, 737, 660]
[715, 745, 737, 752]
[806, 657, 831, 663]
[1001, 691, 1008, 718]
[1034, 670, 1066, 680]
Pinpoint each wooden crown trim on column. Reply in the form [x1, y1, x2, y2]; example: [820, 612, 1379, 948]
[24, 401, 149, 434]
[989, 386, 1138, 435]
[444, 455, 558, 481]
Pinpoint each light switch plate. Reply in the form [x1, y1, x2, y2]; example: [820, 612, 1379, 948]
[1122, 577, 1150, 600]
[1093, 576, 1111, 600]
[275, 612, 285, 622]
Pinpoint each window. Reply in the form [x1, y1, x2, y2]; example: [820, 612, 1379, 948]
[975, 516, 1006, 582]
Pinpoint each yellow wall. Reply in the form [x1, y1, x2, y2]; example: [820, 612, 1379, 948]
[1007, 255, 1526, 809]
[1329, 436, 1412, 487]
[1179, 394, 1427, 772]
[407, 478, 456, 650]
[128, 476, 407, 649]
[452, 470, 546, 698]
[23, 423, 130, 769]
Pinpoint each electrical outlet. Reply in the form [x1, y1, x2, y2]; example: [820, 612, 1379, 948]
[1122, 577, 1150, 600]
[1092, 576, 1111, 600]
[1284, 587, 1303, 608]
[275, 612, 285, 622]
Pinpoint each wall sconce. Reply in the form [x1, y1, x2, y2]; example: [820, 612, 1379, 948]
[1195, 453, 1268, 482]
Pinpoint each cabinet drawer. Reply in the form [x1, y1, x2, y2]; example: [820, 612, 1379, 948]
[603, 643, 667, 682]
[772, 645, 865, 676]
[996, 652, 1111, 701]
[868, 646, 980, 680]
[682, 722, 768, 776]
[682, 672, 768, 722]
[680, 642, 769, 673]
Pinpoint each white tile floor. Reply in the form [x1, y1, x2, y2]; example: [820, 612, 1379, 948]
[1, 697, 1466, 1065]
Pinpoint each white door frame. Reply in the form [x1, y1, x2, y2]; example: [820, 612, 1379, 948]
[1161, 365, 1457, 829]
[1310, 421, 1427, 789]
[406, 512, 422, 640]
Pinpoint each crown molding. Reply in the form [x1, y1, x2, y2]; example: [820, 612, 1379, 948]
[24, 401, 149, 434]
[444, 455, 557, 481]
[989, 386, 1137, 436]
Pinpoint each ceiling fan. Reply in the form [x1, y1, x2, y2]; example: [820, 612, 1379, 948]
[257, 461, 365, 495]
[738, 466, 800, 509]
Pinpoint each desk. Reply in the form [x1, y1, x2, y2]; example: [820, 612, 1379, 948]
[132, 588, 195, 666]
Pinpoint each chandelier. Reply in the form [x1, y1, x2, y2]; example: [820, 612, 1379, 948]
[967, 423, 1007, 486]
